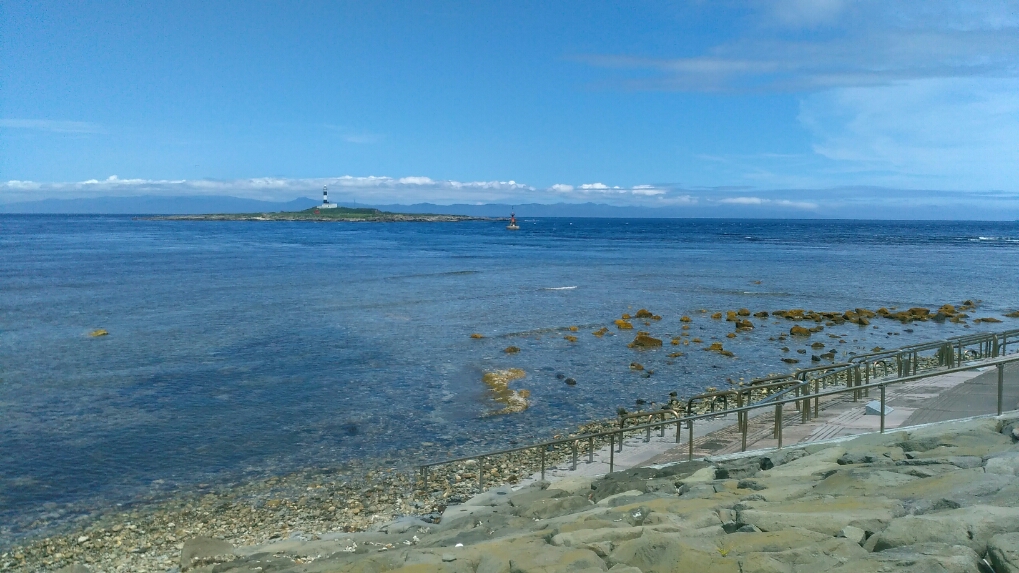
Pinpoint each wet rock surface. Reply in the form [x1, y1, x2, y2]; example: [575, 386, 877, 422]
[22, 413, 1018, 572]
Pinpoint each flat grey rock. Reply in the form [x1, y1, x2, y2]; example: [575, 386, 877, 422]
[865, 400, 894, 415]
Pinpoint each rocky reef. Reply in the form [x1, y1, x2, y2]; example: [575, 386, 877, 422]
[144, 412, 1019, 573]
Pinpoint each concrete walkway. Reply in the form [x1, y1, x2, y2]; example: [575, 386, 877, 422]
[516, 356, 1019, 487]
[904, 361, 1019, 425]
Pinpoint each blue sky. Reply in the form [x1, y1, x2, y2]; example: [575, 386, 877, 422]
[2, 1, 1019, 215]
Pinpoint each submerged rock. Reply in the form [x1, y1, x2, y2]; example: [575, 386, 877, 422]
[470, 333, 485, 339]
[564, 335, 578, 343]
[593, 327, 609, 337]
[481, 368, 530, 414]
[503, 346, 521, 354]
[88, 329, 109, 337]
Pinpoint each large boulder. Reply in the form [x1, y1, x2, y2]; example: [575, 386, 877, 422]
[988, 533, 1019, 573]
[869, 505, 1019, 554]
[180, 537, 235, 572]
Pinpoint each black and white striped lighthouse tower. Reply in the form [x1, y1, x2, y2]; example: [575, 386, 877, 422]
[322, 185, 329, 205]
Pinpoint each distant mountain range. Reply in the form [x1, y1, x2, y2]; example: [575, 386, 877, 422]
[1, 195, 1016, 219]
[0, 196, 725, 217]
[0, 195, 321, 214]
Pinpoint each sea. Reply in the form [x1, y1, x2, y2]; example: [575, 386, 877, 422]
[2, 215, 1018, 543]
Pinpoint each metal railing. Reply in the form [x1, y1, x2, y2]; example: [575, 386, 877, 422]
[417, 329, 1018, 491]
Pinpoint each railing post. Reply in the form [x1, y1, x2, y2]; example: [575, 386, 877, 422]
[478, 458, 484, 490]
[998, 363, 1005, 416]
[880, 384, 886, 433]
[675, 418, 682, 443]
[540, 448, 546, 481]
[741, 412, 748, 452]
[660, 414, 666, 437]
[687, 420, 694, 461]
[609, 435, 614, 473]
[814, 380, 819, 418]
[588, 436, 594, 463]
[801, 383, 809, 423]
[645, 422, 651, 443]
[776, 404, 783, 448]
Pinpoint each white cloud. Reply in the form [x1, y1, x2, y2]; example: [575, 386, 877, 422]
[715, 196, 817, 209]
[799, 78, 1019, 189]
[0, 175, 701, 208]
[582, 1, 1019, 92]
[770, 0, 846, 28]
[0, 118, 105, 134]
[397, 176, 436, 185]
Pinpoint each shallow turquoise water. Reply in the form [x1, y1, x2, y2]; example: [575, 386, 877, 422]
[1, 215, 1017, 539]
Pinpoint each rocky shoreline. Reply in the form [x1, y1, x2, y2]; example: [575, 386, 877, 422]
[10, 412, 1019, 572]
[0, 418, 625, 573]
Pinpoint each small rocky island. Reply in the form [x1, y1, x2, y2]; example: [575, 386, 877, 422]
[147, 206, 494, 223]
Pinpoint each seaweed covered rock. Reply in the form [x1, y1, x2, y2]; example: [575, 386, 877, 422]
[681, 315, 692, 323]
[593, 327, 609, 337]
[470, 333, 485, 339]
[564, 335, 578, 342]
[615, 319, 634, 330]
[634, 309, 655, 319]
[738, 308, 751, 316]
[735, 319, 754, 330]
[481, 368, 530, 414]
[704, 342, 735, 357]
[503, 346, 521, 354]
[629, 332, 663, 348]
[629, 362, 644, 371]
[711, 312, 722, 319]
[790, 325, 811, 337]
[88, 329, 109, 337]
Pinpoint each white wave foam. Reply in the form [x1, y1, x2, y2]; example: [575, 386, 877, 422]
[542, 286, 577, 290]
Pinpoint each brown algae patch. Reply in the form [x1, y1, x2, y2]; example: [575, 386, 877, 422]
[482, 368, 531, 415]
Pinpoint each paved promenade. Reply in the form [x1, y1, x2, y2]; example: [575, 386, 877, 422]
[519, 356, 1019, 486]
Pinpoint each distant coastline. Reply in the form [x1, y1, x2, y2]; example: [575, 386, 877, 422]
[144, 206, 498, 223]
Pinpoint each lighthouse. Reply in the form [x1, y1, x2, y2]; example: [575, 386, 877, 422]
[320, 185, 337, 209]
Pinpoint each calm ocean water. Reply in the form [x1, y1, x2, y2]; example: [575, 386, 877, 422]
[2, 215, 1018, 540]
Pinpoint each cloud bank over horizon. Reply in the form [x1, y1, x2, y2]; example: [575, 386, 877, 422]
[5, 175, 1018, 218]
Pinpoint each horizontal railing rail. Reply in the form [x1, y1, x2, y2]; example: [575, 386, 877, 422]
[417, 329, 1019, 491]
